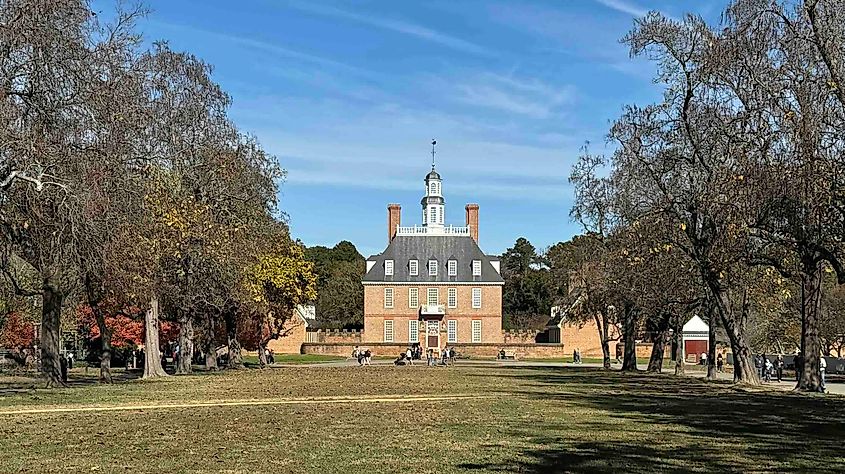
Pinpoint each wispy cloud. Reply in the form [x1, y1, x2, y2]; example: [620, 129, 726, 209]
[150, 20, 375, 78]
[594, 0, 650, 18]
[285, 2, 494, 57]
[443, 72, 577, 119]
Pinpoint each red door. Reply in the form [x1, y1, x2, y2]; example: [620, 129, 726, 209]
[684, 340, 708, 363]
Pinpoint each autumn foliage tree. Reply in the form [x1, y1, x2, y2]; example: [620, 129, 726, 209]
[245, 241, 317, 367]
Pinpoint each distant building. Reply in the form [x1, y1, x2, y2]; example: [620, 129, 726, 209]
[361, 160, 504, 351]
[682, 315, 709, 362]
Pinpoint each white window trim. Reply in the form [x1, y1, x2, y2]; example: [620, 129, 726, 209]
[409, 260, 418, 276]
[448, 288, 457, 308]
[447, 320, 457, 343]
[385, 260, 394, 276]
[429, 260, 438, 276]
[409, 288, 419, 308]
[472, 260, 481, 276]
[427, 288, 439, 306]
[472, 320, 482, 343]
[472, 288, 482, 309]
[448, 260, 457, 276]
[384, 320, 394, 343]
[384, 287, 394, 309]
[409, 320, 419, 343]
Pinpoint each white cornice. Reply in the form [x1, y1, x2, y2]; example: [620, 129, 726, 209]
[362, 281, 504, 286]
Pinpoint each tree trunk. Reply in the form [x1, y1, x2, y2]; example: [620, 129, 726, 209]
[204, 349, 218, 371]
[97, 315, 113, 384]
[706, 301, 717, 381]
[258, 341, 268, 367]
[176, 311, 194, 375]
[797, 259, 823, 392]
[673, 316, 685, 376]
[90, 302, 113, 383]
[85, 275, 112, 383]
[621, 303, 639, 372]
[712, 285, 759, 385]
[203, 316, 218, 371]
[647, 330, 667, 373]
[224, 309, 243, 369]
[41, 280, 65, 387]
[143, 297, 168, 378]
[595, 311, 612, 369]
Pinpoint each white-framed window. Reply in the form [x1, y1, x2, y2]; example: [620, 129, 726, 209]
[448, 288, 457, 308]
[447, 319, 457, 343]
[409, 320, 419, 343]
[472, 320, 482, 343]
[472, 260, 481, 276]
[429, 260, 438, 276]
[409, 259, 418, 276]
[384, 288, 394, 309]
[472, 288, 482, 309]
[448, 260, 457, 276]
[427, 288, 439, 306]
[431, 207, 437, 224]
[385, 260, 394, 276]
[384, 320, 394, 342]
[409, 288, 419, 308]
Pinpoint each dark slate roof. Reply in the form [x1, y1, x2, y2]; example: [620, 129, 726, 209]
[426, 169, 441, 180]
[363, 235, 504, 284]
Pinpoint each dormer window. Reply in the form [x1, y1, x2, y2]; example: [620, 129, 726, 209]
[409, 259, 418, 276]
[385, 260, 394, 276]
[472, 260, 481, 276]
[448, 260, 457, 276]
[429, 260, 438, 276]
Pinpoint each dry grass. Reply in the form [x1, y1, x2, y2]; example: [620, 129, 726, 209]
[0, 364, 842, 473]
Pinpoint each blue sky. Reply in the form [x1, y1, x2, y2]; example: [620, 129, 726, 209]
[101, 0, 725, 257]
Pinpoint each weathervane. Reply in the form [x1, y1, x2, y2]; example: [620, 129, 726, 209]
[431, 139, 437, 170]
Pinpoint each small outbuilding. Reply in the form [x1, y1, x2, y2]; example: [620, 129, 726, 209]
[682, 315, 709, 363]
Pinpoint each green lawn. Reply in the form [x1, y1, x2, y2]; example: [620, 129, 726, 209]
[0, 365, 842, 473]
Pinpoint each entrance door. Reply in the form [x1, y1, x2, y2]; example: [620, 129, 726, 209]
[426, 321, 440, 350]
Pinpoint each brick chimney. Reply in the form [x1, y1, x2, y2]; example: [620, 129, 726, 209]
[388, 204, 401, 243]
[465, 204, 479, 243]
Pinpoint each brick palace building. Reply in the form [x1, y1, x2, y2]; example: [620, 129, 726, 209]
[361, 156, 504, 354]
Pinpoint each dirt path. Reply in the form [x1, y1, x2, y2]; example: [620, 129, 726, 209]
[0, 393, 492, 416]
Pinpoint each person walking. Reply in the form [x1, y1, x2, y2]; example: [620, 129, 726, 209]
[363, 349, 372, 366]
[820, 355, 827, 393]
[427, 348, 434, 367]
[449, 347, 456, 365]
[717, 353, 724, 373]
[794, 351, 803, 382]
[764, 357, 773, 382]
[406, 348, 413, 366]
[776, 355, 784, 382]
[441, 347, 449, 366]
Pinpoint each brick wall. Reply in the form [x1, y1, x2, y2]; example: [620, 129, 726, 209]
[503, 330, 542, 344]
[306, 329, 363, 344]
[364, 284, 502, 317]
[266, 317, 307, 354]
[364, 315, 503, 344]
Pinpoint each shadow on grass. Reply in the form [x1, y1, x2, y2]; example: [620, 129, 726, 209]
[461, 366, 845, 473]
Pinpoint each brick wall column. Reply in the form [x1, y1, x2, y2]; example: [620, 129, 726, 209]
[388, 204, 401, 243]
[465, 204, 479, 243]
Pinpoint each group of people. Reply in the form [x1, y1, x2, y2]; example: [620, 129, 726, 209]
[351, 346, 372, 366]
[754, 354, 785, 383]
[391, 345, 456, 367]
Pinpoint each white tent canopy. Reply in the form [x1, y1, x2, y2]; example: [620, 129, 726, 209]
[682, 315, 709, 341]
